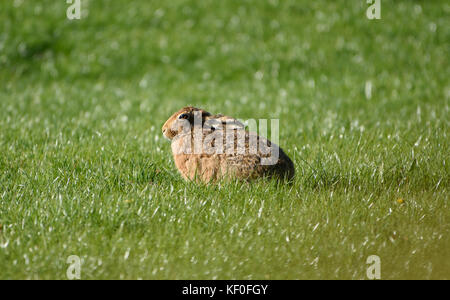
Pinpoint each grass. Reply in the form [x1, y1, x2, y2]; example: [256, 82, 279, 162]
[0, 0, 449, 279]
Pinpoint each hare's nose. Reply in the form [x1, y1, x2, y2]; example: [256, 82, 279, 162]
[162, 128, 166, 134]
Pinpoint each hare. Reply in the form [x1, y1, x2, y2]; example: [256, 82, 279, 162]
[162, 106, 295, 183]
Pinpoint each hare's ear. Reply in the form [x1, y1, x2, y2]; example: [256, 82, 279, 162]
[202, 111, 211, 118]
[205, 115, 245, 130]
[220, 116, 245, 130]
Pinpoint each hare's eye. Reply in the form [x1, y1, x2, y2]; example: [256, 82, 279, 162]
[178, 113, 189, 119]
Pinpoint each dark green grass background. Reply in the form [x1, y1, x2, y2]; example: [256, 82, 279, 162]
[0, 0, 448, 279]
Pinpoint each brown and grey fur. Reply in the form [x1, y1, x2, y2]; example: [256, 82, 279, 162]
[162, 106, 295, 183]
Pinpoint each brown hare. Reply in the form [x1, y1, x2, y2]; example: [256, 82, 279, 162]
[162, 106, 295, 183]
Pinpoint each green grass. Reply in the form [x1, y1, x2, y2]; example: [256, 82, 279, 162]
[0, 0, 449, 279]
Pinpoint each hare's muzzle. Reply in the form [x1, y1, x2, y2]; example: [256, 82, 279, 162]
[162, 128, 172, 141]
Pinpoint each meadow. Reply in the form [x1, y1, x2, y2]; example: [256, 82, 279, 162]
[0, 0, 448, 279]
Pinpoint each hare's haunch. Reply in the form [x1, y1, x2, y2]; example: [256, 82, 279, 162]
[162, 106, 295, 183]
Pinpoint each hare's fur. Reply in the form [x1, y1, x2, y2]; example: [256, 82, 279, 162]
[162, 106, 294, 183]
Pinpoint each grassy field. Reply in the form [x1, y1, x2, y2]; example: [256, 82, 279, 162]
[0, 0, 449, 279]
